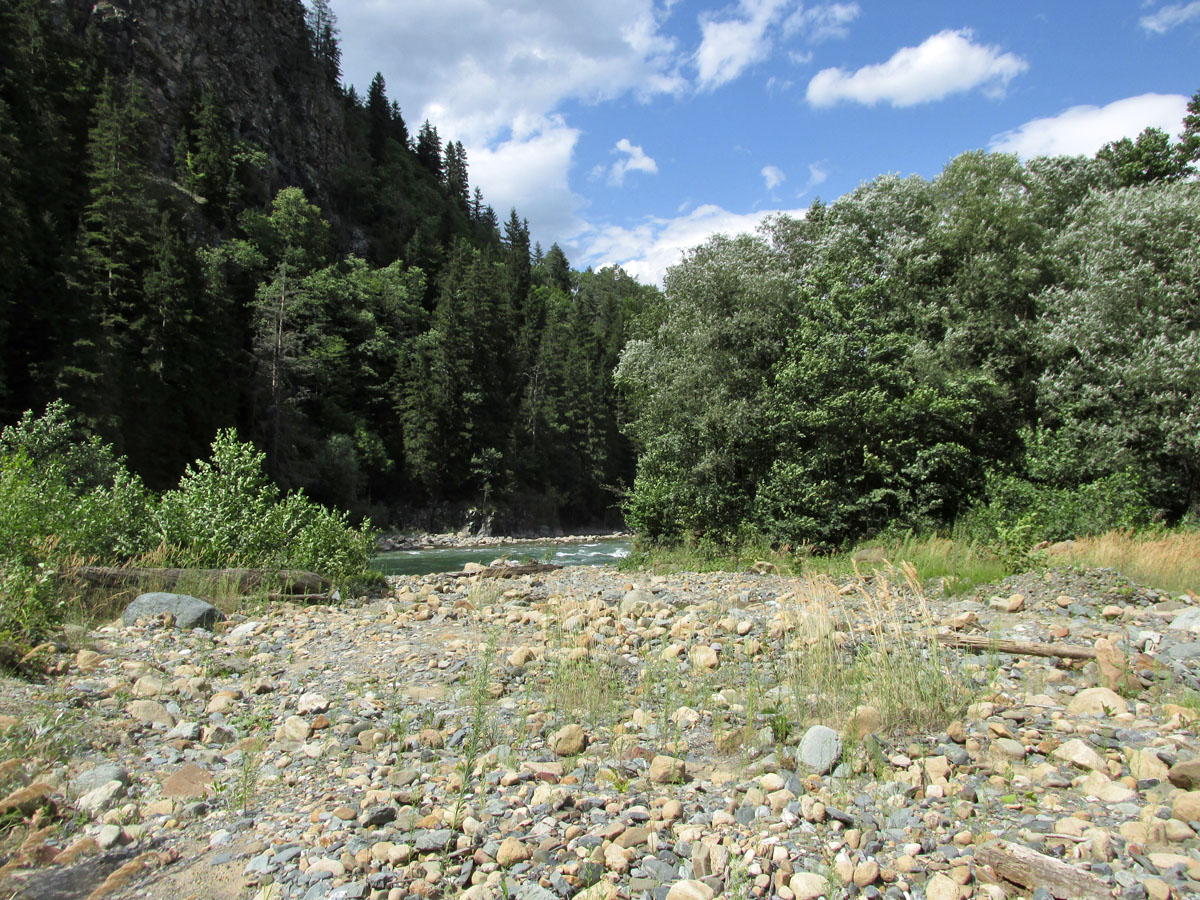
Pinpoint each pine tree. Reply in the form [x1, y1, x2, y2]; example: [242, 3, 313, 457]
[306, 0, 341, 86]
[367, 73, 390, 165]
[444, 139, 470, 213]
[189, 86, 235, 222]
[389, 99, 408, 148]
[66, 72, 158, 435]
[415, 121, 442, 178]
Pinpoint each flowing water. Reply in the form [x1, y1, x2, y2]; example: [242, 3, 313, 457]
[370, 536, 632, 576]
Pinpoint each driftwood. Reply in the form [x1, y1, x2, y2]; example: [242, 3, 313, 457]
[443, 563, 563, 579]
[67, 566, 331, 595]
[936, 633, 1098, 660]
[974, 840, 1115, 899]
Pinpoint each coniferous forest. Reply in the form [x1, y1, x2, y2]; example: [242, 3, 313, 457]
[0, 0, 656, 531]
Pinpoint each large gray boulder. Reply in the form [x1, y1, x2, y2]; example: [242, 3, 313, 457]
[799, 724, 843, 775]
[122, 592, 222, 629]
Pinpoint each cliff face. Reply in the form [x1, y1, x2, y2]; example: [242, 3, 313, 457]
[78, 0, 347, 201]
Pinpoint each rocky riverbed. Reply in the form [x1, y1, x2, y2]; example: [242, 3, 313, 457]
[1, 564, 1199, 900]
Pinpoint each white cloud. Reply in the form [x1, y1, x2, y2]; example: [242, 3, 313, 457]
[989, 93, 1189, 158]
[580, 203, 807, 286]
[336, 0, 685, 144]
[783, 3, 860, 43]
[468, 118, 584, 243]
[806, 28, 1028, 108]
[334, 1, 687, 250]
[1140, 2, 1200, 33]
[761, 165, 786, 189]
[694, 2, 857, 90]
[608, 138, 659, 186]
[695, 0, 792, 91]
[799, 161, 828, 195]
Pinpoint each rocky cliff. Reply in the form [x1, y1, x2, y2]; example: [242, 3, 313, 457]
[73, 0, 347, 202]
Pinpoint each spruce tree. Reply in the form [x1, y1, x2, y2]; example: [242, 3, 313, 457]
[415, 121, 443, 178]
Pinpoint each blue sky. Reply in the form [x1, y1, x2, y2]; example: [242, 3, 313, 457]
[329, 1, 1199, 284]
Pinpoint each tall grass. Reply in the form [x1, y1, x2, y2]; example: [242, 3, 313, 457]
[623, 530, 1013, 596]
[1046, 530, 1200, 596]
[779, 566, 971, 736]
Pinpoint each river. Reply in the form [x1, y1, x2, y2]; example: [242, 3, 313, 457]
[370, 536, 632, 576]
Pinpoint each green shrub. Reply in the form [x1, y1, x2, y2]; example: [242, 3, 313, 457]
[0, 404, 376, 645]
[962, 469, 1153, 549]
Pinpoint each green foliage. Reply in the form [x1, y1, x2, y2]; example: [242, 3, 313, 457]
[619, 96, 1200, 551]
[0, 404, 374, 645]
[155, 429, 374, 582]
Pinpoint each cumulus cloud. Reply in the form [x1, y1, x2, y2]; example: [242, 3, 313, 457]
[761, 165, 787, 189]
[989, 93, 1189, 158]
[608, 138, 659, 186]
[806, 28, 1028, 108]
[580, 203, 807, 286]
[468, 117, 585, 243]
[1140, 2, 1200, 33]
[333, 1, 688, 249]
[336, 0, 685, 144]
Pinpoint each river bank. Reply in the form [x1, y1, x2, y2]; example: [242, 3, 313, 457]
[376, 531, 632, 552]
[2, 563, 1199, 900]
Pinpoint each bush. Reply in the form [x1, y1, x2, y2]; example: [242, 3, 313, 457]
[961, 470, 1153, 551]
[154, 429, 374, 583]
[0, 404, 376, 646]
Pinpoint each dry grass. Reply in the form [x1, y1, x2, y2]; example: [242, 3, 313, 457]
[1048, 530, 1200, 596]
[777, 565, 971, 737]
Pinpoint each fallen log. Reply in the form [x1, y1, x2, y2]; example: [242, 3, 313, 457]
[936, 633, 1098, 660]
[443, 563, 562, 578]
[974, 840, 1115, 899]
[66, 566, 331, 595]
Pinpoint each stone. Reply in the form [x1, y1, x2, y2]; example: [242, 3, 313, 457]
[70, 764, 129, 797]
[1081, 771, 1135, 802]
[689, 645, 718, 670]
[926, 872, 961, 900]
[552, 723, 586, 756]
[414, 829, 453, 853]
[620, 589, 654, 617]
[122, 592, 221, 629]
[664, 880, 714, 900]
[75, 649, 103, 672]
[788, 872, 830, 900]
[282, 716, 313, 742]
[1168, 759, 1200, 790]
[799, 725, 843, 774]
[1168, 608, 1200, 633]
[648, 755, 686, 784]
[1095, 638, 1136, 693]
[1052, 739, 1105, 772]
[847, 705, 881, 739]
[852, 860, 879, 887]
[1172, 790, 1200, 823]
[1128, 748, 1169, 782]
[127, 700, 174, 726]
[162, 763, 214, 799]
[77, 780, 126, 814]
[1067, 687, 1128, 717]
[496, 837, 532, 868]
[296, 693, 330, 714]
